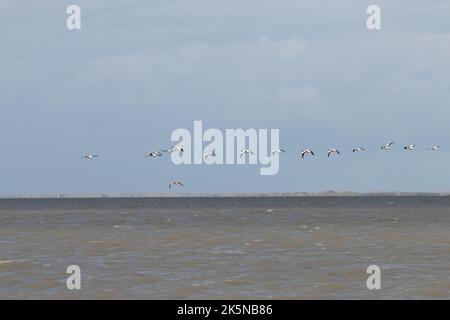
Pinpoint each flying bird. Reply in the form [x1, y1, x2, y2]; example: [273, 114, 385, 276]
[403, 144, 416, 151]
[81, 154, 99, 159]
[272, 149, 286, 155]
[240, 149, 255, 158]
[381, 142, 395, 150]
[352, 147, 366, 153]
[169, 181, 184, 189]
[204, 152, 216, 159]
[301, 149, 314, 159]
[145, 151, 162, 158]
[164, 145, 184, 154]
[328, 148, 341, 157]
[428, 145, 442, 151]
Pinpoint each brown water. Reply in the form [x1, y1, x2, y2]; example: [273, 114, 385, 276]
[0, 196, 449, 299]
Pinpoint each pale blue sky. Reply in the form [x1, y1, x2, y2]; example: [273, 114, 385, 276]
[1, 0, 450, 195]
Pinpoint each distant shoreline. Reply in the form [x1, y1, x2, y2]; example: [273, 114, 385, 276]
[1, 191, 450, 199]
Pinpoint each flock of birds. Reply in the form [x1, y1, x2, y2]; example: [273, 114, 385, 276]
[81, 142, 443, 189]
[300, 142, 442, 158]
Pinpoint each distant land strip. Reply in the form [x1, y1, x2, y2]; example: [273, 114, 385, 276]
[1, 191, 450, 199]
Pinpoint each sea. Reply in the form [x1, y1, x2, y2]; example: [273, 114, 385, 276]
[0, 196, 449, 299]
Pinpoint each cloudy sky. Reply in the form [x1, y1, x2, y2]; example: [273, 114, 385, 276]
[1, 0, 450, 195]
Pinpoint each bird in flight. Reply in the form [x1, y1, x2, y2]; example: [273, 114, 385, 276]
[145, 151, 162, 158]
[169, 181, 184, 189]
[204, 152, 216, 159]
[164, 144, 184, 154]
[301, 149, 314, 159]
[272, 149, 286, 155]
[240, 149, 255, 158]
[81, 154, 99, 159]
[328, 148, 341, 157]
[381, 142, 395, 150]
[403, 144, 416, 151]
[427, 145, 442, 151]
[352, 147, 366, 153]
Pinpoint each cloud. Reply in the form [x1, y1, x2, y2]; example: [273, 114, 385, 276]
[1, 1, 450, 194]
[275, 85, 328, 105]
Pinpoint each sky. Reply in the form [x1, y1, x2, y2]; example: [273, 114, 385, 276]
[1, 0, 450, 195]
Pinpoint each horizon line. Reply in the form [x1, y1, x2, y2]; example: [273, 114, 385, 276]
[1, 191, 450, 199]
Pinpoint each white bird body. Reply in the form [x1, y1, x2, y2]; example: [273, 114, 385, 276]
[352, 147, 366, 153]
[204, 152, 216, 159]
[82, 154, 99, 159]
[301, 149, 314, 159]
[169, 181, 184, 189]
[328, 148, 341, 157]
[164, 145, 184, 154]
[428, 145, 442, 151]
[381, 142, 395, 150]
[240, 149, 255, 158]
[404, 144, 416, 151]
[145, 151, 162, 157]
[272, 149, 286, 155]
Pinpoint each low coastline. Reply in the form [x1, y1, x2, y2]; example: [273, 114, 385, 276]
[1, 191, 450, 199]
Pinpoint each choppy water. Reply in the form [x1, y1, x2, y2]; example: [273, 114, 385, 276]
[0, 196, 449, 299]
